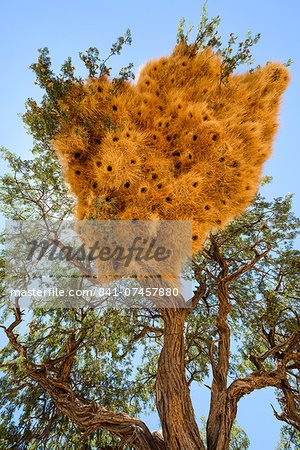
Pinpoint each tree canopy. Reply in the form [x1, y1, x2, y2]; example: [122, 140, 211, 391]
[0, 5, 299, 449]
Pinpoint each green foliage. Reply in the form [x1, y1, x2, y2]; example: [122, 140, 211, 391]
[79, 29, 133, 79]
[276, 425, 300, 449]
[79, 46, 101, 78]
[194, 1, 221, 50]
[1, 175, 298, 445]
[111, 62, 135, 96]
[24, 47, 79, 142]
[0, 34, 141, 447]
[192, 192, 300, 378]
[177, 1, 221, 50]
[283, 58, 294, 68]
[0, 308, 156, 448]
[0, 9, 298, 448]
[177, 1, 261, 84]
[218, 31, 261, 84]
[0, 146, 73, 220]
[176, 17, 195, 46]
[22, 28, 133, 146]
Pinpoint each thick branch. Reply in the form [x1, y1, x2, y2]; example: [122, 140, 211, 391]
[223, 246, 271, 283]
[156, 308, 205, 450]
[2, 308, 165, 449]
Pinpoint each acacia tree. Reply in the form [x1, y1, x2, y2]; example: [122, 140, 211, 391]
[0, 7, 299, 450]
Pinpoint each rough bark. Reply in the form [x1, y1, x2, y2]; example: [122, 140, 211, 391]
[2, 307, 165, 450]
[156, 308, 205, 450]
[205, 239, 274, 450]
[3, 251, 298, 450]
[206, 280, 232, 450]
[29, 370, 165, 449]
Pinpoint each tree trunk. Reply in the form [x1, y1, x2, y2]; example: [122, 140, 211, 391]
[206, 387, 236, 450]
[206, 281, 234, 450]
[156, 308, 205, 450]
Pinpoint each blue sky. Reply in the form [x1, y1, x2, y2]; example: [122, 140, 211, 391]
[0, 0, 299, 448]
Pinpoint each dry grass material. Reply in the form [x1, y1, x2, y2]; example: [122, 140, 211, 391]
[53, 43, 290, 252]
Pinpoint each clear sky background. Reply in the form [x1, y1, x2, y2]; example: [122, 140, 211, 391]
[0, 0, 299, 448]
